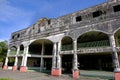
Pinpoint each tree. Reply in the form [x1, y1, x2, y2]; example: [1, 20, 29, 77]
[0, 41, 8, 62]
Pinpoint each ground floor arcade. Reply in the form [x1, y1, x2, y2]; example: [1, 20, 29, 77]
[3, 31, 120, 80]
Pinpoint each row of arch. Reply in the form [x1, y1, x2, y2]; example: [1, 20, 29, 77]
[9, 29, 120, 55]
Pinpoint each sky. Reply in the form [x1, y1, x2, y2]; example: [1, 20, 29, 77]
[0, 0, 107, 41]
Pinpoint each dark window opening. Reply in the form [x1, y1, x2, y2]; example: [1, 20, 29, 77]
[33, 27, 34, 29]
[37, 28, 40, 33]
[17, 34, 20, 38]
[12, 36, 14, 39]
[113, 5, 120, 12]
[93, 11, 102, 18]
[76, 16, 82, 22]
[48, 19, 51, 25]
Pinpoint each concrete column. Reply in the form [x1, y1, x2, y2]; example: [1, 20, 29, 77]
[72, 40, 79, 78]
[57, 41, 61, 68]
[40, 42, 44, 71]
[52, 42, 61, 76]
[52, 42, 57, 69]
[73, 54, 78, 70]
[54, 42, 62, 76]
[109, 34, 120, 80]
[73, 40, 78, 70]
[20, 45, 28, 72]
[40, 58, 44, 71]
[12, 57, 18, 71]
[3, 49, 10, 70]
[3, 57, 9, 70]
[12, 46, 20, 71]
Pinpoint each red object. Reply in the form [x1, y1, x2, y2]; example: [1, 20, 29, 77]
[12, 66, 17, 71]
[51, 68, 61, 76]
[115, 72, 120, 80]
[3, 65, 8, 70]
[20, 66, 27, 72]
[72, 70, 79, 78]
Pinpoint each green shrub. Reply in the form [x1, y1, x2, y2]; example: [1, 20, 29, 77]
[0, 78, 14, 80]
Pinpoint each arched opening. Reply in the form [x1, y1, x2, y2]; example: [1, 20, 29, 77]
[29, 40, 42, 55]
[19, 45, 24, 54]
[27, 39, 53, 72]
[17, 57, 22, 70]
[77, 31, 110, 48]
[43, 58, 52, 71]
[77, 31, 113, 71]
[61, 36, 73, 51]
[62, 54, 73, 74]
[29, 39, 53, 55]
[10, 46, 17, 55]
[27, 57, 40, 71]
[8, 57, 15, 69]
[78, 54, 113, 71]
[44, 40, 53, 55]
[61, 36, 73, 73]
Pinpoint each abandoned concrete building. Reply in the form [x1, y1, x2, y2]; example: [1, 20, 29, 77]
[3, 0, 120, 79]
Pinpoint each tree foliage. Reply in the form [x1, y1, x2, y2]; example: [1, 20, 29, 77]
[0, 41, 8, 62]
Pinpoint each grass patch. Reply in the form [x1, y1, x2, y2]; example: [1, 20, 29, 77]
[0, 78, 14, 80]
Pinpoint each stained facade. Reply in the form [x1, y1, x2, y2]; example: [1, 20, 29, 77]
[3, 0, 120, 79]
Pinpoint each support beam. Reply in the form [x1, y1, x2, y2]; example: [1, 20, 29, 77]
[72, 40, 79, 78]
[3, 49, 10, 70]
[109, 34, 120, 80]
[56, 42, 62, 76]
[40, 42, 44, 71]
[40, 58, 44, 71]
[20, 45, 28, 72]
[12, 57, 18, 71]
[12, 46, 20, 71]
[51, 42, 61, 76]
[3, 57, 9, 70]
[51, 42, 57, 75]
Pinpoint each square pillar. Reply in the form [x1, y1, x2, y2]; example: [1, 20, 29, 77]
[20, 44, 29, 72]
[72, 40, 79, 78]
[12, 56, 18, 71]
[109, 34, 120, 80]
[115, 72, 120, 80]
[12, 66, 17, 71]
[3, 57, 9, 70]
[51, 68, 61, 76]
[20, 66, 27, 72]
[3, 65, 8, 70]
[51, 42, 62, 76]
[72, 69, 79, 78]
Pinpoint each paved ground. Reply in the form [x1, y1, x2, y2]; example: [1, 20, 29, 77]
[0, 69, 114, 80]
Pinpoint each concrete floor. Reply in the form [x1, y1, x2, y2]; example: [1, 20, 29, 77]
[0, 69, 114, 80]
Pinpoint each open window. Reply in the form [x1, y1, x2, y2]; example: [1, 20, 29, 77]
[93, 10, 102, 18]
[113, 5, 120, 12]
[48, 19, 51, 25]
[17, 34, 20, 38]
[76, 16, 82, 22]
[12, 35, 14, 39]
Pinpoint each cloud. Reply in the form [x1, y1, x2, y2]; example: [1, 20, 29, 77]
[0, 0, 35, 40]
[0, 0, 34, 23]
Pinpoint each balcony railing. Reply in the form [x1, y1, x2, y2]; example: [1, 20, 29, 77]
[19, 50, 24, 54]
[61, 47, 112, 54]
[77, 40, 110, 48]
[62, 45, 73, 51]
[9, 51, 16, 55]
[77, 47, 112, 54]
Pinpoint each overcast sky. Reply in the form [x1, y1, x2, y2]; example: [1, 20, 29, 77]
[0, 0, 107, 41]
